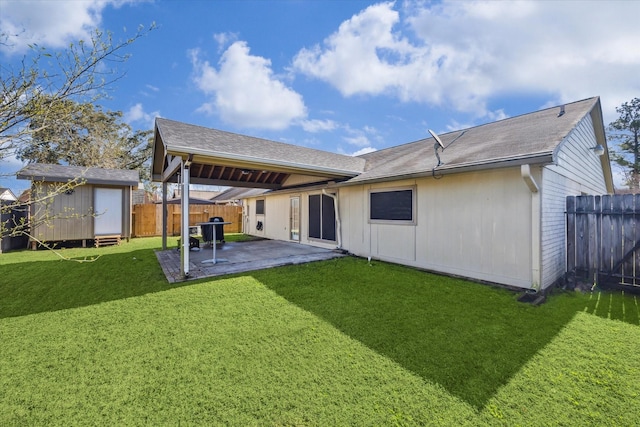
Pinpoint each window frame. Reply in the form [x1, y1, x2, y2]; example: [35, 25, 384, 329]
[308, 192, 336, 242]
[368, 186, 416, 225]
[255, 199, 265, 215]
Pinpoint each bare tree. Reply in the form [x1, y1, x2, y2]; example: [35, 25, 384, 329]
[0, 25, 154, 253]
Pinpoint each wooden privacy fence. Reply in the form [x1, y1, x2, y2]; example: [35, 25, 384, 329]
[566, 194, 640, 291]
[132, 204, 242, 237]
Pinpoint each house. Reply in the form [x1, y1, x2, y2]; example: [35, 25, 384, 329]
[17, 164, 139, 248]
[0, 188, 17, 201]
[152, 97, 613, 291]
[1, 188, 27, 253]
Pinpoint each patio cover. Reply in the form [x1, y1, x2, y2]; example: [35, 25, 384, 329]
[151, 117, 365, 278]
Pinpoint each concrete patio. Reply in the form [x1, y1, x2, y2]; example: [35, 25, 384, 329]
[155, 239, 346, 283]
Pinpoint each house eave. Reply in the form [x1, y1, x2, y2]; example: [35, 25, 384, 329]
[340, 153, 554, 186]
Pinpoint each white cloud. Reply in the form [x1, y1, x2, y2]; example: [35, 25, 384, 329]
[125, 103, 159, 129]
[293, 2, 419, 99]
[343, 134, 370, 147]
[213, 32, 238, 53]
[0, 0, 143, 54]
[299, 119, 338, 133]
[191, 41, 307, 130]
[293, 1, 640, 123]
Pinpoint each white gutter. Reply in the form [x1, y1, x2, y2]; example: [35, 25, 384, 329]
[322, 189, 342, 249]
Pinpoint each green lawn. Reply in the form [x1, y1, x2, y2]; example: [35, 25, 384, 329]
[1, 237, 638, 425]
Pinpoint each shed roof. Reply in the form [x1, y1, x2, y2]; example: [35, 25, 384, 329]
[17, 164, 139, 186]
[348, 97, 604, 184]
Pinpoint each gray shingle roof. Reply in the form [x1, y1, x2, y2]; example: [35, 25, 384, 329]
[348, 97, 601, 184]
[155, 118, 365, 176]
[17, 164, 139, 186]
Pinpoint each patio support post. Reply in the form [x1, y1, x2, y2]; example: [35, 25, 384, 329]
[162, 181, 168, 250]
[180, 161, 190, 278]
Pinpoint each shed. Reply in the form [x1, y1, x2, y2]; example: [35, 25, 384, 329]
[152, 97, 614, 291]
[17, 164, 139, 248]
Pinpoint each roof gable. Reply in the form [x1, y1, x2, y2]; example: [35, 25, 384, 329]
[152, 118, 366, 188]
[0, 188, 18, 201]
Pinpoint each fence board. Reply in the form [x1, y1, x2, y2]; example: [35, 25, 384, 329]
[622, 195, 635, 282]
[566, 194, 640, 292]
[600, 195, 613, 272]
[132, 204, 243, 237]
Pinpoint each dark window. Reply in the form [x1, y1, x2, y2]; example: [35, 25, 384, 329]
[308, 194, 335, 241]
[370, 189, 413, 221]
[255, 199, 265, 215]
[309, 195, 321, 239]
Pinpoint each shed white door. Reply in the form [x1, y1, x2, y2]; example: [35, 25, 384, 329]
[94, 188, 122, 235]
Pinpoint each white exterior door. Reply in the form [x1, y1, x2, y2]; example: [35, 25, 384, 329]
[94, 188, 122, 235]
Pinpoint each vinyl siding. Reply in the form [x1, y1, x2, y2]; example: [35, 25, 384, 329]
[540, 113, 610, 288]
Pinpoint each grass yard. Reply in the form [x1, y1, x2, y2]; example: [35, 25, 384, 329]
[1, 237, 638, 425]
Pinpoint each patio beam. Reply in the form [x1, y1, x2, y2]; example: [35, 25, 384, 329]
[162, 154, 182, 182]
[187, 176, 282, 189]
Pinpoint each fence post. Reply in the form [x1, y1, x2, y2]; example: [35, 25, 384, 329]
[566, 196, 576, 278]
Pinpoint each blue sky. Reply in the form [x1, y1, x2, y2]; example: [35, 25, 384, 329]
[1, 0, 639, 193]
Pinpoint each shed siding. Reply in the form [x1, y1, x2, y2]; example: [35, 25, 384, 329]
[31, 182, 94, 241]
[540, 113, 610, 288]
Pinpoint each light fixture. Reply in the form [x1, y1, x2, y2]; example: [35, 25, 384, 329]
[590, 144, 605, 156]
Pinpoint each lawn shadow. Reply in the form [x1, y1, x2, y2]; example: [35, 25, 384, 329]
[251, 257, 639, 410]
[0, 247, 185, 319]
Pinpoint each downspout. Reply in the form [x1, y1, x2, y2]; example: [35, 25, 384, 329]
[521, 164, 541, 292]
[322, 189, 342, 249]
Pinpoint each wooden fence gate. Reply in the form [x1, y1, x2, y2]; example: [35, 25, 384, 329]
[566, 194, 640, 292]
